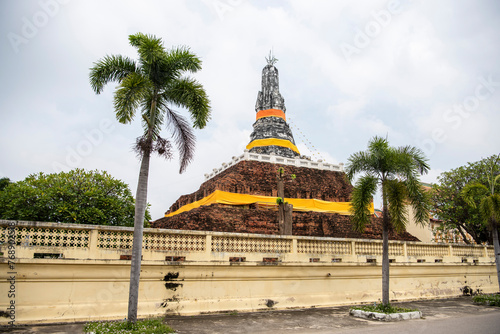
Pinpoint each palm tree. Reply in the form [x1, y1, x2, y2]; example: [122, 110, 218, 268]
[89, 33, 211, 322]
[345, 136, 430, 305]
[462, 154, 500, 291]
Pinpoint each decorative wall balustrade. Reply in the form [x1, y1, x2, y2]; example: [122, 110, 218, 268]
[0, 220, 493, 263]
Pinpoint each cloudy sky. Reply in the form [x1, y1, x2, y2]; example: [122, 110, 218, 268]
[1, 0, 499, 220]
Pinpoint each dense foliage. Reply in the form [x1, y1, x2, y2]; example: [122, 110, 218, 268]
[0, 177, 10, 191]
[84, 318, 175, 334]
[431, 155, 500, 244]
[0, 169, 150, 226]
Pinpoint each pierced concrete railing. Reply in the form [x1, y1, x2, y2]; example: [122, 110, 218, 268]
[0, 220, 493, 264]
[204, 150, 344, 181]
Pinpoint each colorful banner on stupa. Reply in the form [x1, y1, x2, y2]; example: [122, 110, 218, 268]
[165, 190, 374, 217]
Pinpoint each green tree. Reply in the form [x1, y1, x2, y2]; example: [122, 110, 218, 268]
[90, 33, 211, 322]
[431, 155, 500, 244]
[0, 169, 149, 226]
[462, 154, 500, 290]
[0, 177, 10, 191]
[345, 136, 430, 305]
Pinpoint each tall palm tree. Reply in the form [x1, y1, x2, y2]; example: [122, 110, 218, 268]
[89, 33, 211, 322]
[462, 154, 500, 290]
[345, 136, 430, 305]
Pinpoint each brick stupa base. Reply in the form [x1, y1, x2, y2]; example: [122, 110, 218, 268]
[153, 203, 418, 241]
[151, 160, 419, 242]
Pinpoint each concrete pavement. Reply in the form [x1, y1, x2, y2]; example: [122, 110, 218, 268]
[1, 297, 499, 333]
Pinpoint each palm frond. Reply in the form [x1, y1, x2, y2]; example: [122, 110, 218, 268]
[398, 145, 430, 175]
[89, 55, 137, 94]
[163, 107, 196, 173]
[129, 33, 164, 66]
[163, 77, 211, 129]
[368, 136, 390, 171]
[368, 136, 389, 153]
[350, 175, 378, 233]
[129, 33, 168, 87]
[406, 181, 430, 226]
[164, 46, 203, 74]
[384, 179, 409, 232]
[113, 72, 149, 124]
[479, 194, 500, 228]
[494, 174, 500, 192]
[345, 151, 376, 181]
[462, 182, 489, 207]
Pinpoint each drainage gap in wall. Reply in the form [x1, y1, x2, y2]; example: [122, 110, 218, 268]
[389, 259, 396, 263]
[120, 255, 143, 260]
[165, 256, 186, 262]
[331, 258, 342, 263]
[262, 257, 279, 265]
[264, 299, 278, 308]
[462, 258, 468, 263]
[34, 253, 63, 259]
[229, 257, 246, 263]
[417, 259, 425, 263]
[435, 259, 443, 263]
[366, 258, 376, 263]
[309, 258, 320, 263]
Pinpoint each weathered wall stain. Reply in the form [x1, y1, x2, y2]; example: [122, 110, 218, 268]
[164, 272, 183, 291]
[165, 283, 183, 291]
[161, 295, 180, 308]
[164, 272, 180, 281]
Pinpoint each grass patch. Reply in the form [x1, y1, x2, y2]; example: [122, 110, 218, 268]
[472, 294, 500, 307]
[351, 303, 418, 314]
[83, 317, 175, 334]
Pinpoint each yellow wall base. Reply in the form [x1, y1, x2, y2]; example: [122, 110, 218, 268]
[0, 259, 496, 324]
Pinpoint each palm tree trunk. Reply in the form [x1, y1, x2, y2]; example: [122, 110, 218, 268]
[127, 151, 151, 322]
[382, 204, 390, 305]
[492, 225, 500, 292]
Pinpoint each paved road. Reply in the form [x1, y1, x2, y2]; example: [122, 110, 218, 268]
[164, 297, 500, 334]
[2, 297, 499, 333]
[331, 313, 500, 334]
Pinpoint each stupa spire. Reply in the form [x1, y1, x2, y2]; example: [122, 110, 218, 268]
[246, 55, 300, 158]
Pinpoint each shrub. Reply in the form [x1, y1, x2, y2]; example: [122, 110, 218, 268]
[84, 318, 174, 334]
[472, 294, 500, 307]
[351, 303, 417, 314]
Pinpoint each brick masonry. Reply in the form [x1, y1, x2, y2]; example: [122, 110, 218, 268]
[152, 160, 419, 241]
[164, 160, 351, 214]
[153, 204, 417, 241]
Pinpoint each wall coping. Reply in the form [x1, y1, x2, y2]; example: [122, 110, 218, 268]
[1, 220, 492, 252]
[0, 219, 490, 248]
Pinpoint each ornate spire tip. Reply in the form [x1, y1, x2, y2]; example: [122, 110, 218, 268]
[265, 50, 278, 66]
